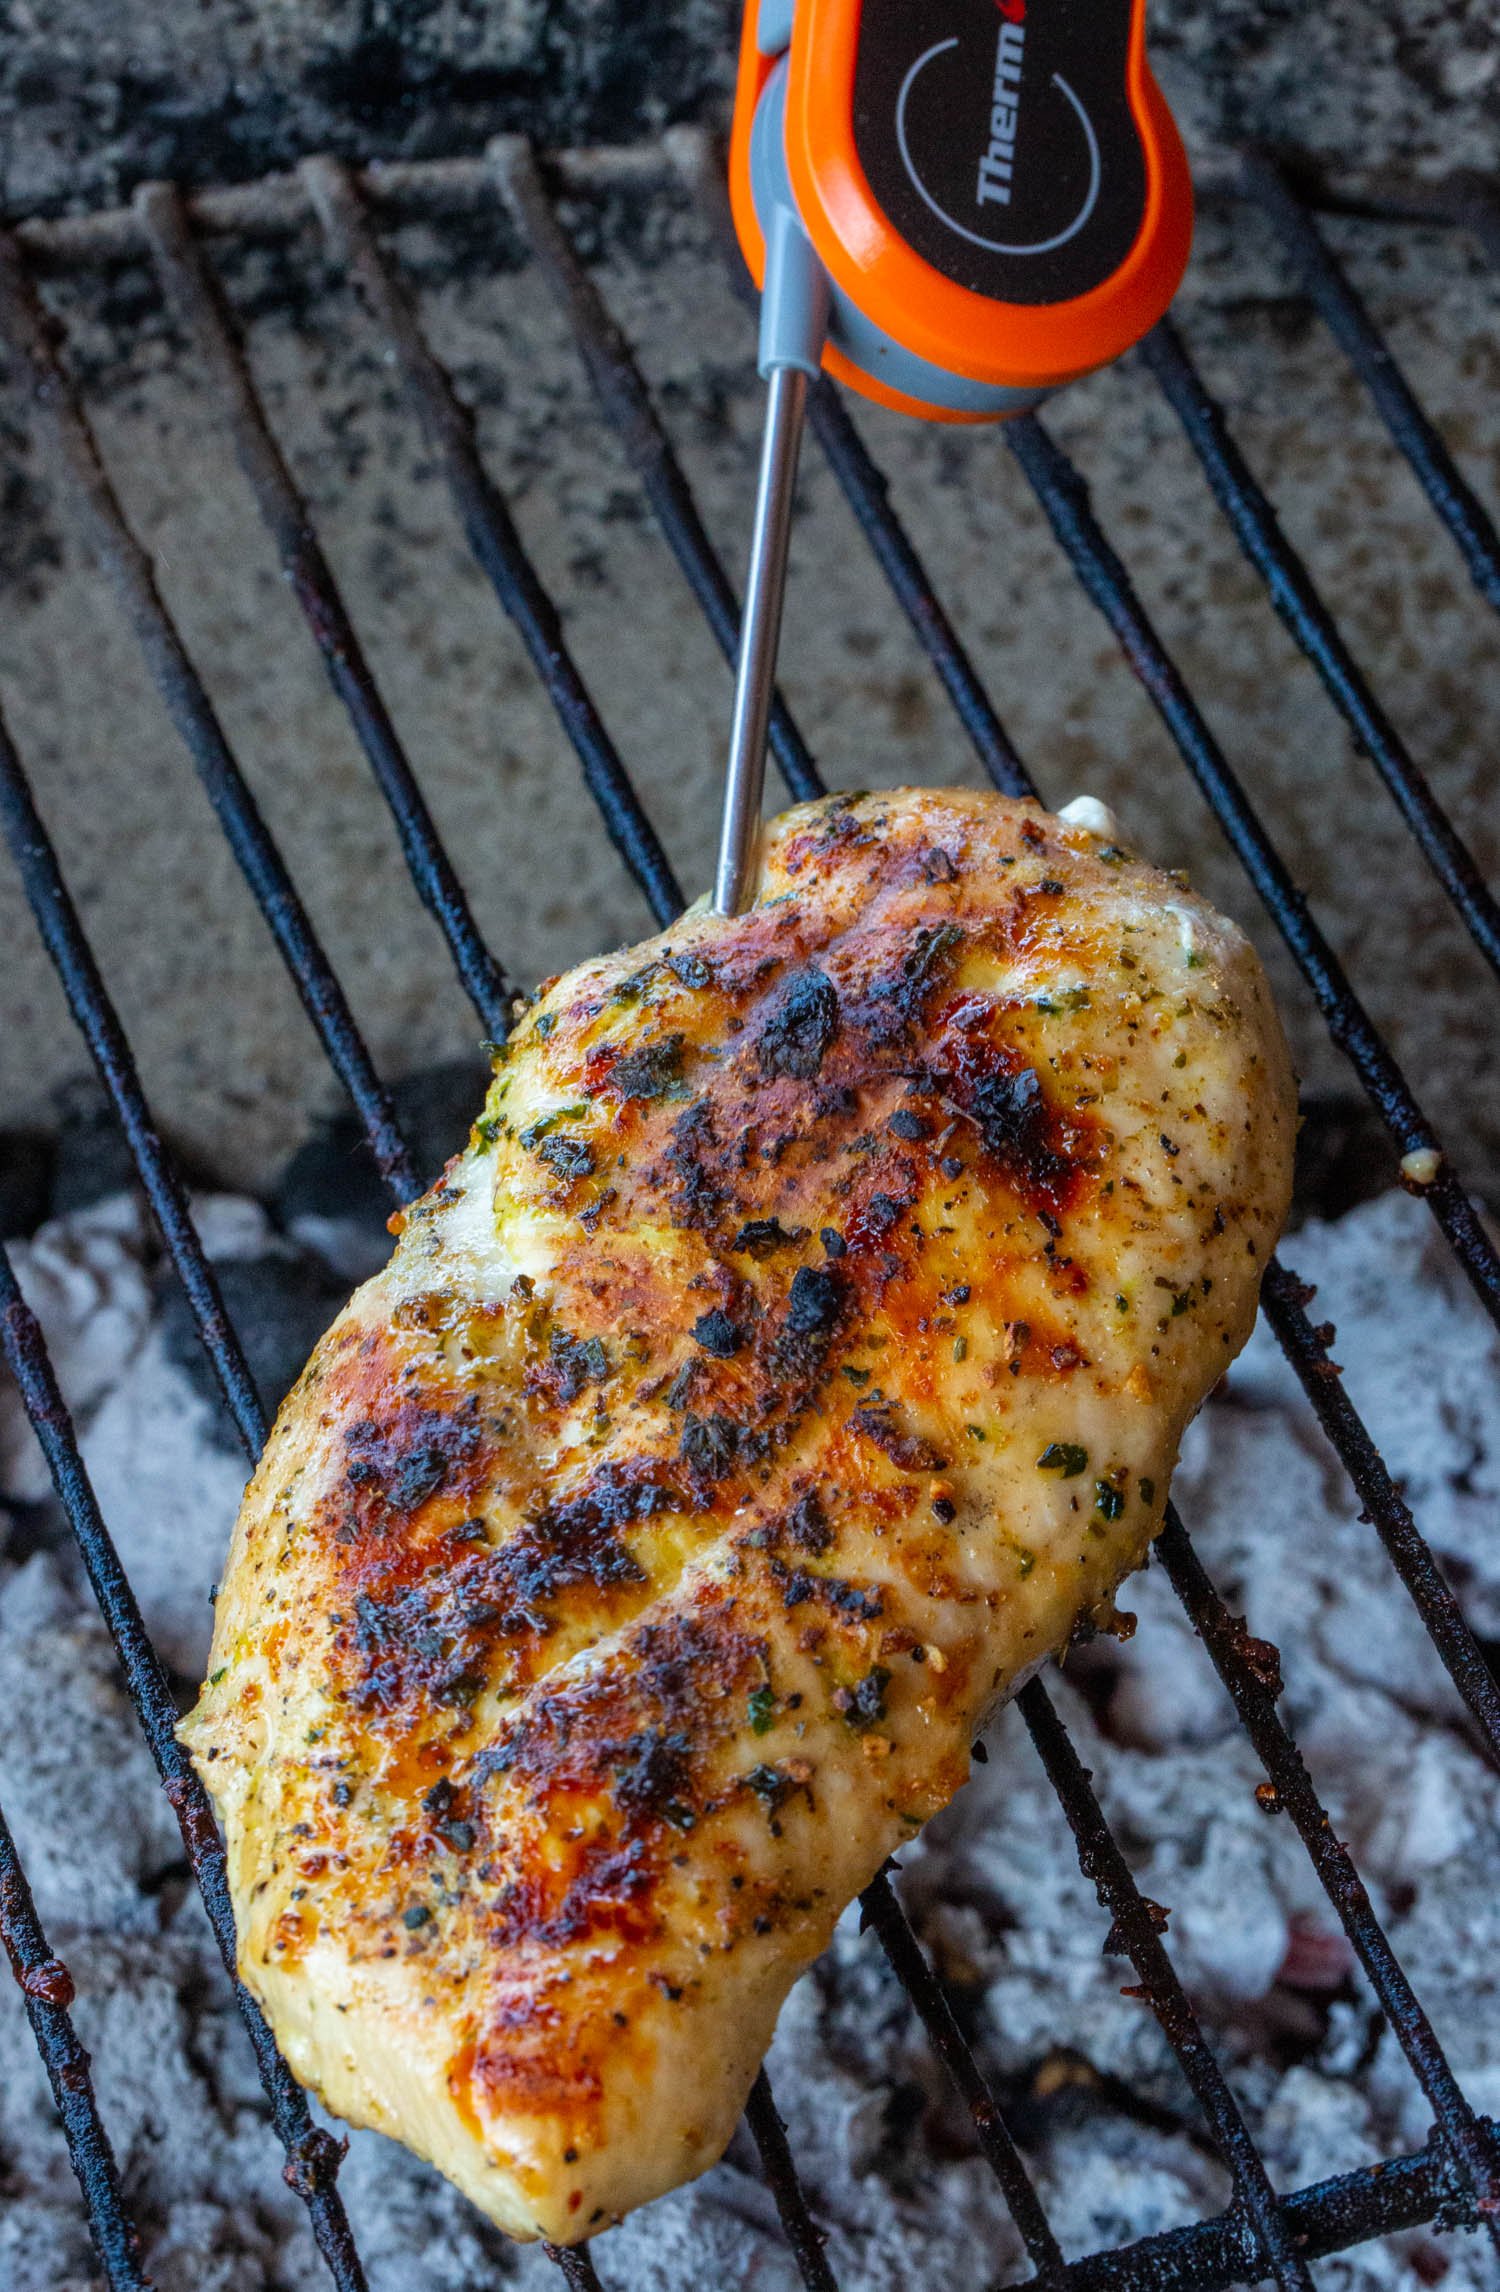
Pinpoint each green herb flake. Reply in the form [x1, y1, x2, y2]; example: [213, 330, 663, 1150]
[533, 1012, 557, 1037]
[1140, 1478, 1156, 1505]
[519, 1105, 588, 1147]
[748, 1685, 776, 1736]
[402, 1903, 432, 1931]
[1037, 1442, 1088, 1478]
[208, 1666, 227, 1685]
[1016, 1548, 1036, 1578]
[952, 1336, 968, 1362]
[1094, 1480, 1126, 1522]
[966, 1423, 987, 1441]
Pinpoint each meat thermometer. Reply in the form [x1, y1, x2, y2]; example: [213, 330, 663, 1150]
[712, 0, 1193, 913]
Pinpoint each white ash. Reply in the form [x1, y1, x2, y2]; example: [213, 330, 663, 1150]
[2, 1188, 1498, 2290]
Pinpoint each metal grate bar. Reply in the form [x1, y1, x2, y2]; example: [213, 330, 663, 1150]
[860, 1869, 1063, 2277]
[0, 1802, 154, 2292]
[806, 375, 1038, 803]
[1246, 154, 1500, 618]
[0, 701, 268, 1458]
[490, 137, 825, 809]
[544, 2242, 608, 2289]
[1004, 409, 1500, 1340]
[299, 154, 684, 930]
[0, 233, 419, 1205]
[1141, 313, 1500, 985]
[1016, 1682, 1313, 2290]
[1064, 2122, 1494, 2292]
[744, 2068, 841, 2292]
[133, 178, 512, 1040]
[0, 1246, 371, 2292]
[1156, 1507, 1500, 2229]
[1261, 1260, 1500, 1767]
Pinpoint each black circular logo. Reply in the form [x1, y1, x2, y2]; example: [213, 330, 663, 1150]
[852, 0, 1147, 305]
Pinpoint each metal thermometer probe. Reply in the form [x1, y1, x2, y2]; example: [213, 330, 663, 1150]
[712, 0, 1194, 915]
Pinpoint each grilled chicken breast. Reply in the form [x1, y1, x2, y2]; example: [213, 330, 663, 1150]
[182, 787, 1294, 2243]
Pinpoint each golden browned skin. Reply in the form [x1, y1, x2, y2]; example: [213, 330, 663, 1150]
[181, 789, 1295, 2243]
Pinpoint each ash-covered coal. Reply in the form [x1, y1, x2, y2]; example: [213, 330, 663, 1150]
[1, 1188, 1497, 2289]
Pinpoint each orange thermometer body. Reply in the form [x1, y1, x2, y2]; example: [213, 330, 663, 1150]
[729, 0, 1193, 420]
[713, 0, 1193, 914]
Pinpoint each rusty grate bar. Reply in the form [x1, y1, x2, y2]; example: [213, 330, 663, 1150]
[859, 1869, 1063, 2278]
[0, 232, 418, 1206]
[1245, 152, 1500, 619]
[133, 177, 512, 1040]
[0, 702, 268, 1458]
[300, 153, 684, 931]
[1259, 1261, 1500, 1766]
[545, 2242, 608, 2290]
[0, 1801, 153, 2292]
[1140, 312, 1500, 987]
[2, 144, 1499, 2289]
[1156, 1506, 1500, 2233]
[0, 1243, 371, 2292]
[1015, 1683, 1312, 2288]
[743, 2068, 841, 2291]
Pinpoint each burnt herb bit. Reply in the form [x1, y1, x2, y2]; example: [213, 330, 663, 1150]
[837, 1665, 892, 1730]
[732, 1217, 799, 1259]
[887, 1108, 928, 1142]
[1037, 1441, 1088, 1478]
[668, 950, 714, 990]
[1139, 1477, 1156, 1506]
[786, 1490, 831, 1552]
[692, 1308, 745, 1358]
[748, 1685, 777, 1735]
[852, 1404, 946, 1472]
[1094, 1479, 1126, 1522]
[614, 1728, 694, 1825]
[438, 1817, 476, 1853]
[756, 965, 840, 1080]
[402, 1903, 432, 1931]
[904, 922, 965, 996]
[820, 1226, 848, 1259]
[535, 1134, 595, 1182]
[746, 1762, 791, 1810]
[549, 1329, 610, 1401]
[680, 1412, 740, 1480]
[665, 1360, 701, 1411]
[608, 1033, 686, 1100]
[786, 1264, 844, 1335]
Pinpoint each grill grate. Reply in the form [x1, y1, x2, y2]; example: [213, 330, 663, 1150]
[1, 135, 1499, 2292]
